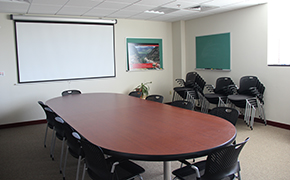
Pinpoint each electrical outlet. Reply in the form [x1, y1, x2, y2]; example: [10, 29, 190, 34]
[169, 91, 172, 95]
[0, 71, 5, 76]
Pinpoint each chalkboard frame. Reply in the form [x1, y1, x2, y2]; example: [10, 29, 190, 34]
[195, 32, 231, 70]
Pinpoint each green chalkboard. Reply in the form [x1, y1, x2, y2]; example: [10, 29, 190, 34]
[196, 33, 230, 70]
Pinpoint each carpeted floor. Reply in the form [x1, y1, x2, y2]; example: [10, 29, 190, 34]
[0, 119, 289, 180]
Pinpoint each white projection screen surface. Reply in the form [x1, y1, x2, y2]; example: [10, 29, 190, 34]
[15, 21, 115, 83]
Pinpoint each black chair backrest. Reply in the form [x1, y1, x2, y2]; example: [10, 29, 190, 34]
[238, 76, 259, 95]
[203, 137, 249, 180]
[62, 90, 82, 96]
[128, 91, 142, 98]
[146, 95, 164, 103]
[54, 116, 65, 138]
[80, 138, 111, 180]
[214, 77, 235, 95]
[209, 107, 239, 126]
[171, 100, 193, 110]
[63, 122, 83, 156]
[38, 101, 48, 109]
[43, 107, 56, 127]
[185, 72, 197, 88]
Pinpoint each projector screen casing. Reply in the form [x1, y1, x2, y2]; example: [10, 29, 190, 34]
[14, 20, 116, 83]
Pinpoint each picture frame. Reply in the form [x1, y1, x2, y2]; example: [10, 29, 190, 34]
[126, 38, 163, 71]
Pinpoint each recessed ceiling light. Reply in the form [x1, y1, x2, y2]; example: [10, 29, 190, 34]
[144, 10, 165, 15]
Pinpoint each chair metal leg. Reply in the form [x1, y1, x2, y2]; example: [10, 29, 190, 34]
[63, 146, 69, 180]
[76, 156, 82, 180]
[138, 174, 143, 180]
[44, 123, 49, 148]
[257, 99, 267, 125]
[60, 137, 66, 174]
[250, 106, 256, 130]
[172, 91, 176, 102]
[81, 163, 86, 180]
[245, 100, 251, 126]
[50, 128, 56, 160]
[51, 133, 57, 160]
[186, 90, 195, 110]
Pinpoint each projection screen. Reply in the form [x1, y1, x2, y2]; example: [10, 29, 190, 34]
[14, 19, 116, 83]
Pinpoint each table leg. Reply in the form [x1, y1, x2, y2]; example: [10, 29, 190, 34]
[163, 161, 172, 180]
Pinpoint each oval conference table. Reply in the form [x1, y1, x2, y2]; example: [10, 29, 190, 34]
[46, 93, 236, 180]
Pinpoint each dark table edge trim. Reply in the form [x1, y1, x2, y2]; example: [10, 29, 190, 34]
[103, 132, 237, 161]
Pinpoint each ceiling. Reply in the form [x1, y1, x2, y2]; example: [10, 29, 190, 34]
[0, 0, 268, 22]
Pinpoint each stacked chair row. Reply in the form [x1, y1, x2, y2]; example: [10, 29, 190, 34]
[200, 76, 266, 130]
[38, 90, 145, 180]
[172, 72, 266, 130]
[172, 72, 206, 110]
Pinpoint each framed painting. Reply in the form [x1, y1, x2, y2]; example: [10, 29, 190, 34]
[126, 38, 163, 71]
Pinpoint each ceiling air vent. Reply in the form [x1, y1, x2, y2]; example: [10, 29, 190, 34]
[185, 5, 218, 12]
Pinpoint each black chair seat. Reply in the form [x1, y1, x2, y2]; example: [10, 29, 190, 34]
[204, 94, 227, 104]
[227, 94, 253, 108]
[172, 160, 206, 180]
[87, 157, 145, 180]
[173, 87, 194, 99]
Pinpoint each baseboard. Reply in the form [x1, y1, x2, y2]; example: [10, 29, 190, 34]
[0, 119, 47, 129]
[238, 115, 290, 130]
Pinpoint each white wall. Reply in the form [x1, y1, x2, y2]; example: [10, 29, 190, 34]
[182, 4, 290, 125]
[0, 14, 173, 125]
[1, 3, 288, 126]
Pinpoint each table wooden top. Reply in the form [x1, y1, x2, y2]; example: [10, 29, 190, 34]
[46, 93, 236, 161]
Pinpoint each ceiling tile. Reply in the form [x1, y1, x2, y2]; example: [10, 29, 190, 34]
[122, 4, 155, 11]
[64, 0, 103, 8]
[136, 0, 175, 6]
[83, 7, 117, 17]
[95, 1, 132, 9]
[0, 2, 29, 13]
[30, 0, 68, 6]
[106, 0, 141, 3]
[28, 4, 63, 14]
[57, 6, 91, 16]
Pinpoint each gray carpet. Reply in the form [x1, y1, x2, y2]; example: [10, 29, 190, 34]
[0, 119, 289, 180]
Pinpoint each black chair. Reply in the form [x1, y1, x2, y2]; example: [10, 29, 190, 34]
[171, 100, 194, 110]
[62, 120, 85, 180]
[128, 91, 142, 98]
[43, 107, 58, 159]
[80, 138, 145, 180]
[62, 90, 82, 96]
[209, 107, 239, 126]
[201, 77, 236, 113]
[227, 76, 266, 130]
[172, 138, 250, 180]
[52, 116, 66, 173]
[145, 95, 164, 103]
[38, 101, 55, 148]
